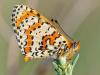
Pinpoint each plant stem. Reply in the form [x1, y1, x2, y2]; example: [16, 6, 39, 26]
[52, 54, 79, 75]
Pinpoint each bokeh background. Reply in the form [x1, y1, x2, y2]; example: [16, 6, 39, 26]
[0, 0, 100, 75]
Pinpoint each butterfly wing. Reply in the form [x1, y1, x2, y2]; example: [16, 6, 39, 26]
[50, 19, 74, 42]
[11, 5, 72, 61]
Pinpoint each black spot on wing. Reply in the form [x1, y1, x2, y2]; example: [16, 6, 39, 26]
[25, 20, 28, 23]
[13, 30, 17, 33]
[54, 20, 58, 24]
[45, 22, 50, 24]
[18, 8, 20, 11]
[38, 46, 43, 50]
[51, 19, 53, 21]
[12, 14, 15, 17]
[54, 46, 57, 49]
[31, 41, 34, 45]
[20, 5, 23, 8]
[35, 52, 38, 56]
[12, 23, 15, 26]
[38, 26, 41, 28]
[41, 51, 44, 54]
[30, 10, 33, 13]
[31, 17, 34, 20]
[20, 36, 22, 39]
[11, 19, 15, 21]
[37, 13, 40, 17]
[63, 41, 66, 43]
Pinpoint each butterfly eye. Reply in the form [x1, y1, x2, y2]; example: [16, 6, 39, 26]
[73, 41, 77, 48]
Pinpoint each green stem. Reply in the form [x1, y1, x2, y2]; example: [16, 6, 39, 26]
[52, 54, 79, 75]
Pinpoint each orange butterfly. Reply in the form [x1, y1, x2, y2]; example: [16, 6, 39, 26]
[11, 5, 80, 62]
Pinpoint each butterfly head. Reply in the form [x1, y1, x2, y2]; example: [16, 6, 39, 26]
[72, 41, 80, 52]
[65, 41, 80, 61]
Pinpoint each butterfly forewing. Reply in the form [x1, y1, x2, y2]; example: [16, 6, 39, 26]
[12, 5, 71, 61]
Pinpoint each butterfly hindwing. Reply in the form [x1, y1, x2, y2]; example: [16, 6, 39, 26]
[12, 5, 72, 61]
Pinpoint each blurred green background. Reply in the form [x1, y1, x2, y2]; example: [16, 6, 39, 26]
[0, 0, 100, 75]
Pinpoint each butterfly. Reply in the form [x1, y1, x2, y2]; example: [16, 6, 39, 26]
[11, 5, 80, 62]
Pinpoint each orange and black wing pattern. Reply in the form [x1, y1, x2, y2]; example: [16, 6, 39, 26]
[11, 5, 80, 62]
